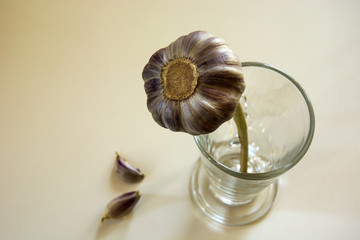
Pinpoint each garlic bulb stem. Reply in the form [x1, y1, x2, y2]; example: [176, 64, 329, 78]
[233, 103, 249, 173]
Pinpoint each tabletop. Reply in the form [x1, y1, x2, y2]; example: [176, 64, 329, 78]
[1, 0, 360, 239]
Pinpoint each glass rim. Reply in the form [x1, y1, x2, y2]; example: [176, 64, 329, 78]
[194, 61, 315, 180]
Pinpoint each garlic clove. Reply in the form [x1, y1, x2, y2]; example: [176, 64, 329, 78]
[115, 153, 144, 183]
[100, 191, 141, 223]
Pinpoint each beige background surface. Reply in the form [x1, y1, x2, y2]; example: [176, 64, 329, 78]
[1, 0, 360, 239]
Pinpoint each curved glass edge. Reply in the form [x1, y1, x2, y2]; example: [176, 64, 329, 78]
[194, 62, 316, 181]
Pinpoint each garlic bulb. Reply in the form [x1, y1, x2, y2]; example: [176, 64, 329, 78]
[142, 30, 245, 135]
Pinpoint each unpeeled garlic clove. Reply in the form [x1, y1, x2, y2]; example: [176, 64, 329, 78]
[115, 152, 144, 183]
[101, 191, 141, 223]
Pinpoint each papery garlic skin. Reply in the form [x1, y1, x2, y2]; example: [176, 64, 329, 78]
[115, 153, 144, 183]
[101, 191, 141, 223]
[142, 31, 245, 135]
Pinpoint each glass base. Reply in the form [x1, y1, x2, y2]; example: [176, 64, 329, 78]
[190, 159, 278, 226]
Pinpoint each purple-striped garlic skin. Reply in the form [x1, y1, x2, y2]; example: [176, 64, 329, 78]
[115, 153, 144, 183]
[101, 191, 141, 223]
[142, 30, 245, 135]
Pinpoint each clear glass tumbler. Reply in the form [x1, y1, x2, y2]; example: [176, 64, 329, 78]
[191, 62, 315, 225]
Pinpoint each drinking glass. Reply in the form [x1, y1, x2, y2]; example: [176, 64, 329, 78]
[191, 62, 315, 225]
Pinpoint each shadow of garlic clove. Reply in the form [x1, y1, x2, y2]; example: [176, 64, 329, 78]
[101, 191, 141, 224]
[142, 30, 245, 135]
[115, 153, 144, 183]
